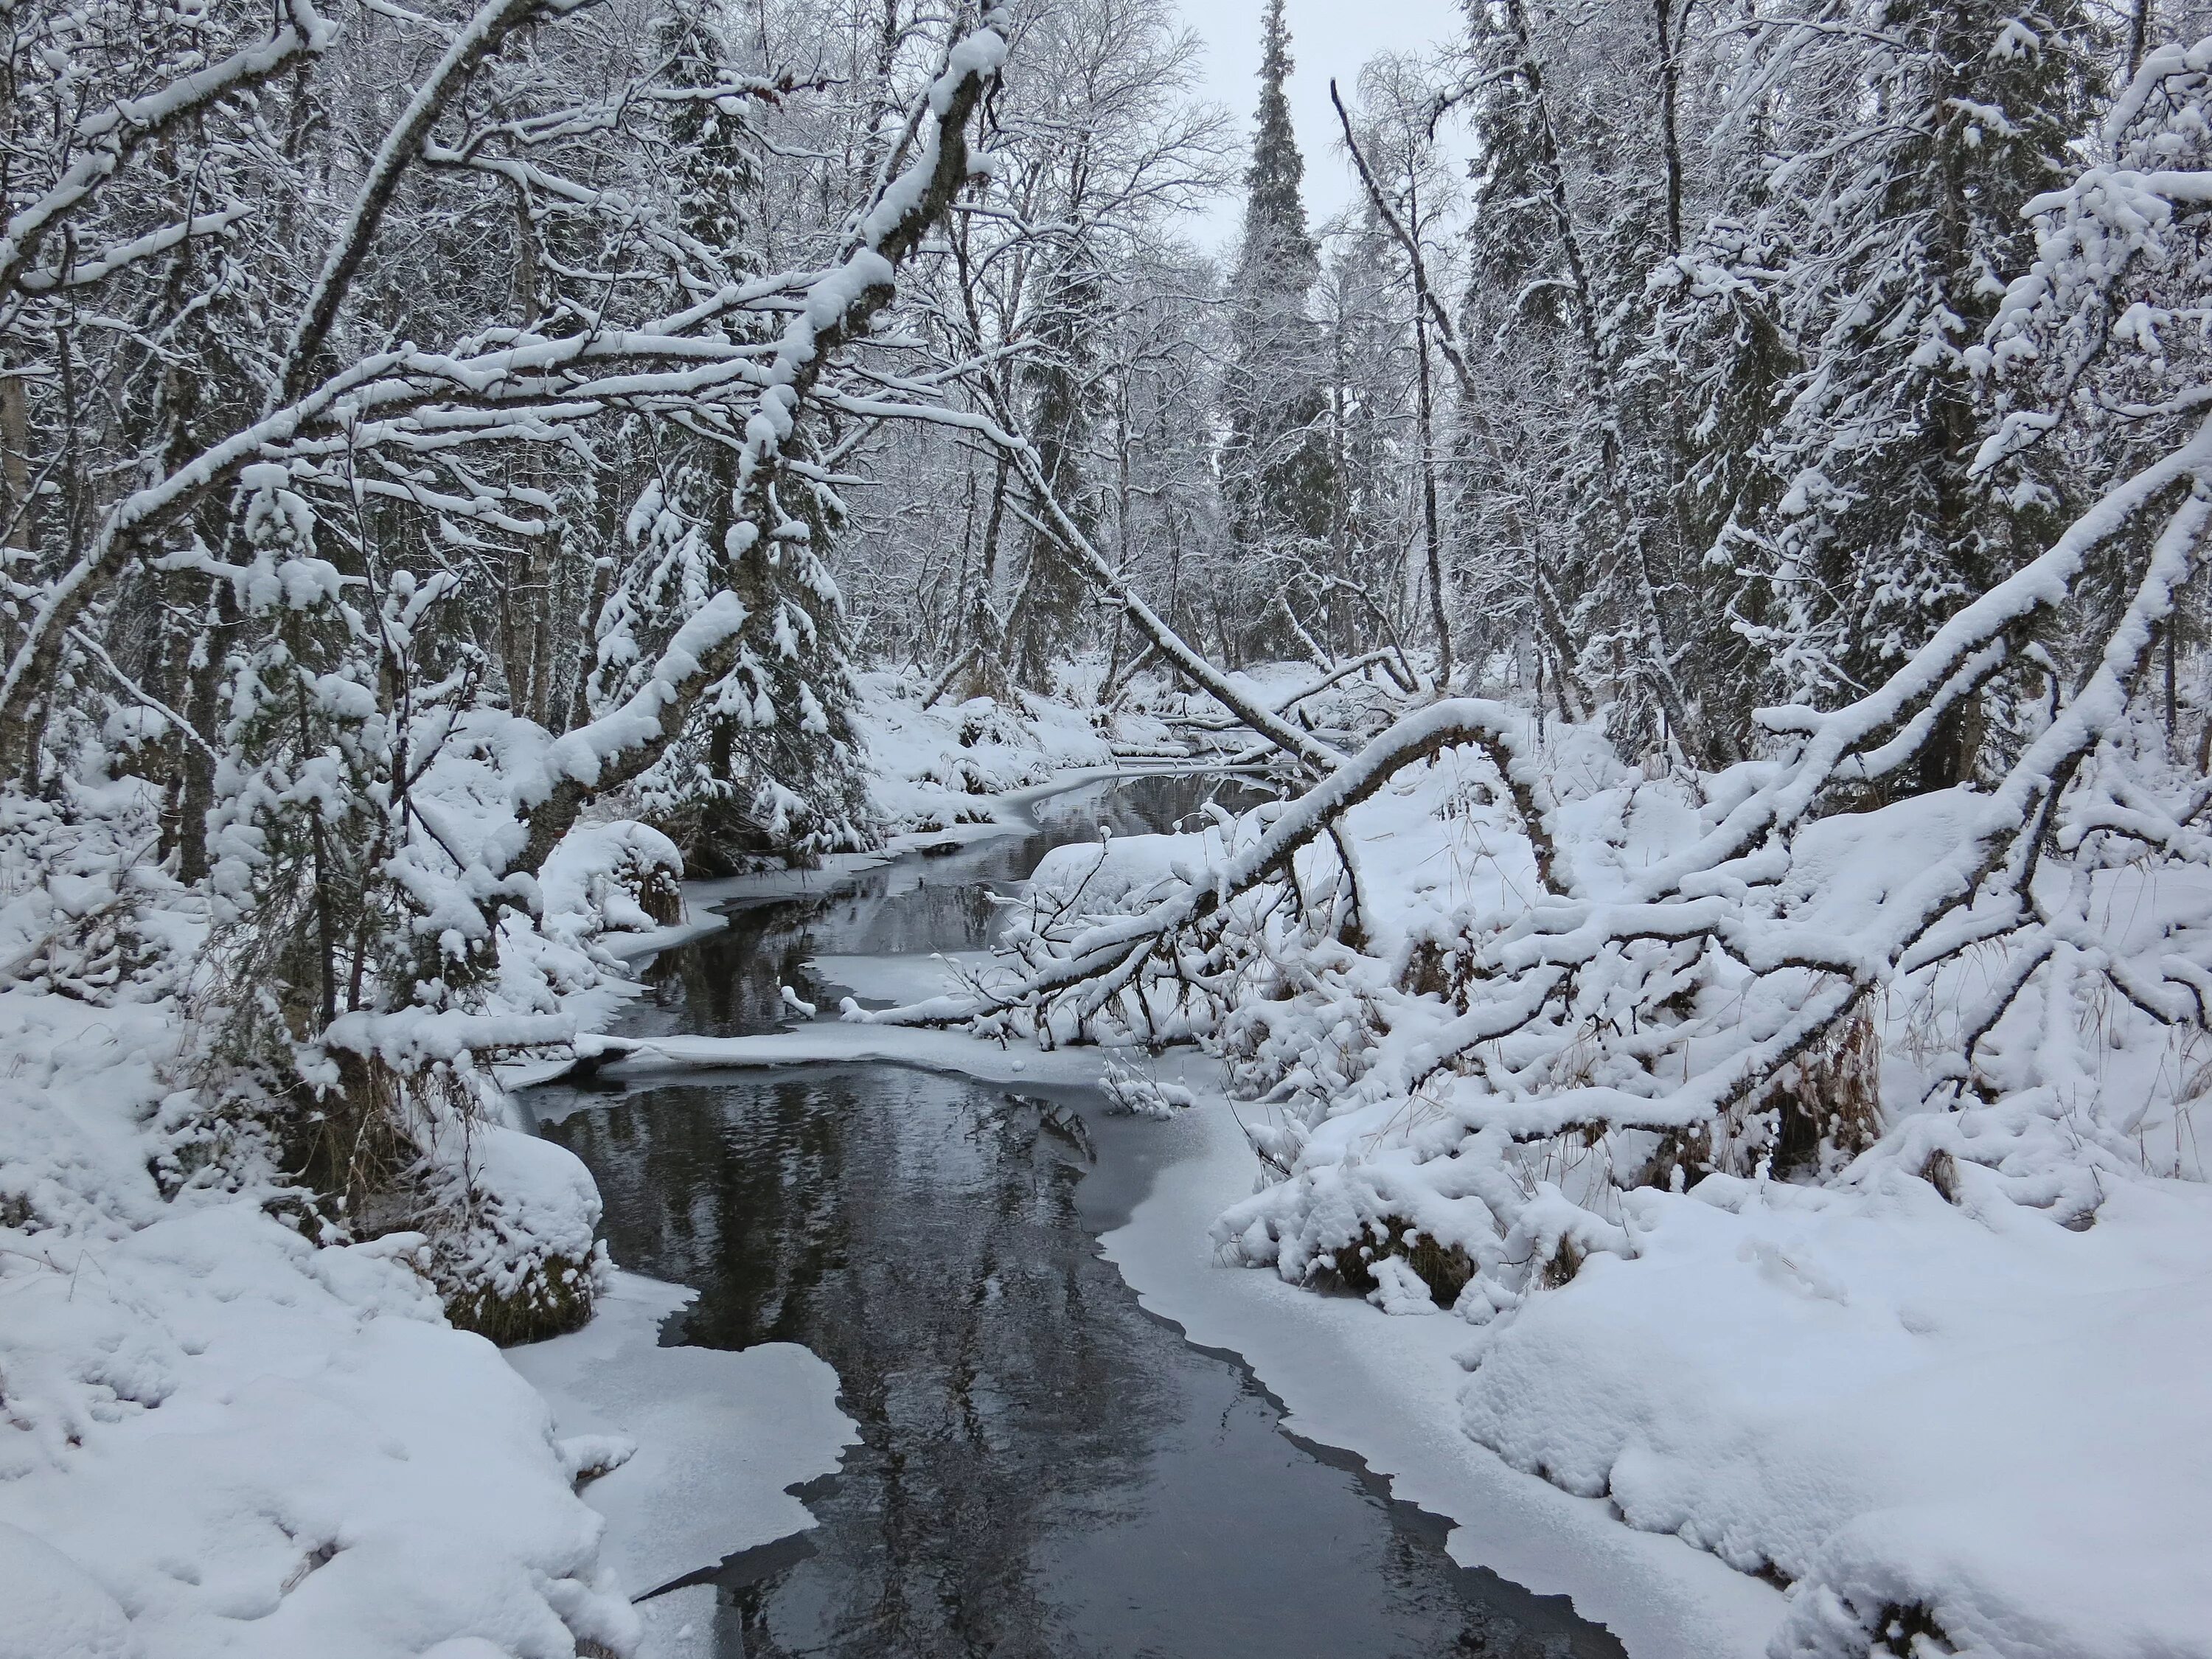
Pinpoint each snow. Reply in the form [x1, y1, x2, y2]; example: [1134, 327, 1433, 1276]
[1458, 1172, 2212, 1659]
[828, 701, 2212, 1657]
[0, 1189, 639, 1659]
[507, 1271, 857, 1599]
[851, 668, 1176, 833]
[1096, 1082, 1785, 1659]
[0, 1522, 134, 1659]
[631, 1585, 717, 1659]
[0, 786, 852, 1659]
[566, 1020, 1119, 1105]
[9, 674, 2208, 1659]
[807, 949, 992, 1007]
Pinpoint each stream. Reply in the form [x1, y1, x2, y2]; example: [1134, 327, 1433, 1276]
[524, 772, 1625, 1659]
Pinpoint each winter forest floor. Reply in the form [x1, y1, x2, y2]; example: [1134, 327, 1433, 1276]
[4, 669, 2210, 1659]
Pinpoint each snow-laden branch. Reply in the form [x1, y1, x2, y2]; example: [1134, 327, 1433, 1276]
[0, 0, 333, 303]
[0, 9, 1010, 775]
[276, 0, 588, 402]
[848, 697, 1554, 1031]
[886, 80, 2212, 1307]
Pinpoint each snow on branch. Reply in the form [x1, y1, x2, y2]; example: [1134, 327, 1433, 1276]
[276, 0, 585, 404]
[0, 0, 333, 304]
[849, 696, 1554, 1033]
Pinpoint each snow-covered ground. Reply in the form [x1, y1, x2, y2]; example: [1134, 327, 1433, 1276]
[0, 970, 653, 1659]
[1004, 724, 2212, 1659]
[853, 668, 1180, 833]
[0, 792, 858, 1659]
[597, 913, 2212, 1659]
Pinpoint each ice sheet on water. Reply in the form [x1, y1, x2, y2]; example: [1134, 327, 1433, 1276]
[507, 1270, 858, 1597]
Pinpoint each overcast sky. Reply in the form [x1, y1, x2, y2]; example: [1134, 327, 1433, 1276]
[1173, 0, 1466, 250]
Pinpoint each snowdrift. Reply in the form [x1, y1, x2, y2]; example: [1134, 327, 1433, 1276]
[0, 785, 849, 1659]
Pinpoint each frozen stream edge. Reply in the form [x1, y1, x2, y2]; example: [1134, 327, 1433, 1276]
[1096, 1082, 1785, 1659]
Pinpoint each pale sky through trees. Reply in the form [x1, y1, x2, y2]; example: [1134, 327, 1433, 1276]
[1174, 0, 1467, 247]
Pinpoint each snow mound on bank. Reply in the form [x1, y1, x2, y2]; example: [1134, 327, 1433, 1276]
[1461, 1169, 2212, 1659]
[0, 793, 845, 1658]
[0, 1192, 638, 1659]
[0, 1522, 135, 1659]
[0, 953, 636, 1658]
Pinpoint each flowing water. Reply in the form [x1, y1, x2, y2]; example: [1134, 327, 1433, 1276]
[525, 773, 1624, 1659]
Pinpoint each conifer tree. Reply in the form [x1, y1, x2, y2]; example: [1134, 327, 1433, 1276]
[1453, 0, 1701, 754]
[1220, 0, 1338, 657]
[1742, 0, 2104, 783]
[1009, 242, 1105, 692]
[592, 0, 874, 867]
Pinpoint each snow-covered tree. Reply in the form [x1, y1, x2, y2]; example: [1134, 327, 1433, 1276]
[1219, 0, 1337, 659]
[1736, 0, 2106, 782]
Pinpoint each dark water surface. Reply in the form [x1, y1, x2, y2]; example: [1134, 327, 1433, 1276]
[527, 774, 1624, 1659]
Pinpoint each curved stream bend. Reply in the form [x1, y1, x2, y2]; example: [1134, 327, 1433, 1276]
[525, 773, 1625, 1659]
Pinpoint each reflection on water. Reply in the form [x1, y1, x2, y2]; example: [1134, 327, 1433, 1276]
[619, 772, 1279, 1040]
[528, 773, 1625, 1659]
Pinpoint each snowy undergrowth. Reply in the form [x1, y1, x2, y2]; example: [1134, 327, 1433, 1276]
[0, 770, 806, 1659]
[852, 668, 1175, 832]
[967, 715, 2212, 1659]
[1118, 656, 1410, 748]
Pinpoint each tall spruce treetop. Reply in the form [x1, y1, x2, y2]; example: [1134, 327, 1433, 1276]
[1221, 0, 1337, 642]
[1239, 0, 1318, 292]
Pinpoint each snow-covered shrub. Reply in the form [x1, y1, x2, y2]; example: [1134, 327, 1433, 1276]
[416, 1113, 613, 1346]
[1099, 1053, 1197, 1119]
[852, 670, 1168, 833]
[536, 818, 688, 940]
[0, 784, 184, 1009]
[145, 476, 692, 1336]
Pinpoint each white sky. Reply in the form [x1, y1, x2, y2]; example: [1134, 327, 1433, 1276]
[1173, 0, 1467, 251]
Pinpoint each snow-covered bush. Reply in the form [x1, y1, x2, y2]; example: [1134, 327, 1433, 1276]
[417, 1116, 613, 1346]
[853, 669, 1170, 832]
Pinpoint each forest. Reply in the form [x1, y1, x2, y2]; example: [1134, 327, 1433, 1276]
[3, 0, 2211, 1656]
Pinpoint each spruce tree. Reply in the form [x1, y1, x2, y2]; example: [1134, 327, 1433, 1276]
[1009, 243, 1105, 692]
[1220, 0, 1337, 659]
[1454, 0, 1703, 756]
[1638, 219, 1804, 756]
[593, 0, 874, 867]
[1744, 0, 2103, 784]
